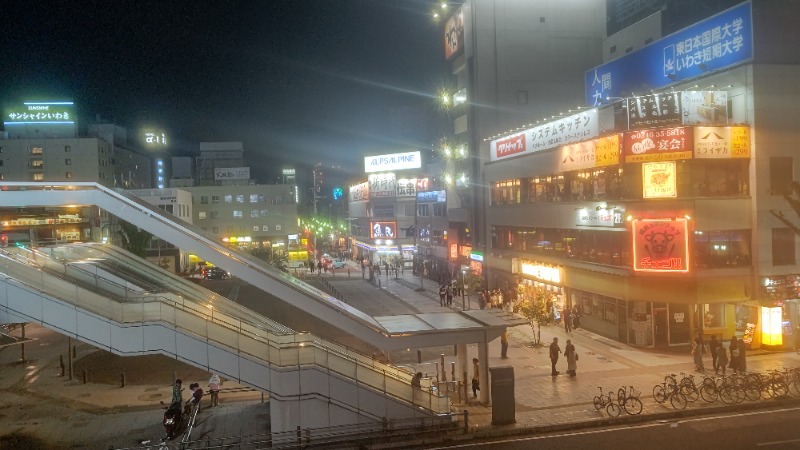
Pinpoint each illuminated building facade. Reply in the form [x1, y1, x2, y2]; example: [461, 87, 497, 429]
[483, 1, 800, 350]
[185, 184, 299, 253]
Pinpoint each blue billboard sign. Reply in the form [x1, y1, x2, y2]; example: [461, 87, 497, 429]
[416, 190, 447, 204]
[585, 2, 753, 106]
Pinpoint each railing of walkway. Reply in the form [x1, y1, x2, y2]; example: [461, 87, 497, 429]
[113, 411, 468, 450]
[0, 245, 451, 415]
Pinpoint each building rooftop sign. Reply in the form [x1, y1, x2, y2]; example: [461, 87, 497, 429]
[4, 101, 75, 125]
[585, 1, 753, 106]
[364, 151, 421, 173]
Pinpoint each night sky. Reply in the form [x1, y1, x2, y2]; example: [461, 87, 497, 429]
[1, 1, 448, 181]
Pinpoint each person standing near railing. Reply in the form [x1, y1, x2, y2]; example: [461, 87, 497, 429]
[208, 374, 221, 407]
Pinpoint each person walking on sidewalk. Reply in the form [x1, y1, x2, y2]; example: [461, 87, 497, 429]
[729, 337, 740, 374]
[563, 308, 572, 334]
[549, 337, 561, 376]
[692, 332, 705, 372]
[716, 338, 728, 376]
[471, 358, 480, 398]
[438, 285, 446, 306]
[446, 284, 454, 306]
[500, 331, 509, 359]
[564, 339, 578, 377]
[709, 335, 719, 373]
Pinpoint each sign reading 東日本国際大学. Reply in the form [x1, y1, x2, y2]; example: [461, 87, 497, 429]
[585, 1, 753, 106]
[364, 151, 421, 173]
[4, 101, 75, 124]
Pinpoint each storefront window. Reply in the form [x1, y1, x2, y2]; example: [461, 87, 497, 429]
[604, 301, 618, 323]
[703, 303, 725, 328]
[491, 179, 521, 205]
[491, 225, 629, 267]
[629, 301, 653, 347]
[736, 303, 757, 346]
[694, 230, 751, 268]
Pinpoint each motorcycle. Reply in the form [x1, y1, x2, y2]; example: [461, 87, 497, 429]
[161, 400, 183, 440]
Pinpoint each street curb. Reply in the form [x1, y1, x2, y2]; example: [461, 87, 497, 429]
[416, 396, 800, 447]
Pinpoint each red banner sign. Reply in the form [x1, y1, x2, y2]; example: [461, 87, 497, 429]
[494, 133, 526, 159]
[632, 218, 690, 273]
[623, 127, 693, 163]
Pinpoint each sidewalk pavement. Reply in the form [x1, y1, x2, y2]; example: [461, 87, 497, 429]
[316, 267, 800, 433]
[4, 265, 800, 448]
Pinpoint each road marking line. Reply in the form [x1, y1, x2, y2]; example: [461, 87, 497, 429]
[757, 439, 800, 446]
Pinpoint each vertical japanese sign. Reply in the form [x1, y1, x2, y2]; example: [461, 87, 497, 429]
[349, 182, 369, 201]
[368, 173, 397, 198]
[643, 161, 677, 198]
[586, 2, 752, 106]
[693, 126, 750, 159]
[444, 7, 464, 60]
[632, 218, 690, 273]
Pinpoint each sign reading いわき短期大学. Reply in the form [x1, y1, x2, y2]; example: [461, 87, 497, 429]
[364, 151, 421, 173]
[585, 1, 753, 106]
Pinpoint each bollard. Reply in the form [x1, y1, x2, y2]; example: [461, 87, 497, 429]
[440, 354, 447, 382]
[451, 361, 456, 383]
[463, 410, 469, 434]
[417, 350, 422, 364]
[59, 355, 65, 377]
[82, 369, 88, 384]
[121, 372, 126, 388]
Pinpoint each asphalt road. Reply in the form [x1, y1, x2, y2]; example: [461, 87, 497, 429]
[429, 406, 800, 449]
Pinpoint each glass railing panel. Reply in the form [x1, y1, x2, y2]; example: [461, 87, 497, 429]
[207, 321, 241, 350]
[384, 376, 414, 403]
[327, 353, 358, 379]
[297, 344, 317, 366]
[238, 333, 271, 361]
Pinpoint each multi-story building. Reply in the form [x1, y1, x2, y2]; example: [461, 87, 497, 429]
[195, 142, 248, 186]
[0, 102, 153, 244]
[437, 0, 607, 278]
[348, 151, 426, 270]
[482, 0, 800, 351]
[186, 184, 299, 253]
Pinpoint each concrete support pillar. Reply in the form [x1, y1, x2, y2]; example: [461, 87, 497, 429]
[478, 333, 490, 405]
[457, 343, 468, 402]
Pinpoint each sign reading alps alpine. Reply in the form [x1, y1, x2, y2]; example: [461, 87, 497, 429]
[364, 151, 421, 173]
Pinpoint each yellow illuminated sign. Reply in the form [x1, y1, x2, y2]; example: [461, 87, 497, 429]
[761, 306, 783, 346]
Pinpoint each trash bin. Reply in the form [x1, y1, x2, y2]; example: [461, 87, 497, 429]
[489, 366, 515, 425]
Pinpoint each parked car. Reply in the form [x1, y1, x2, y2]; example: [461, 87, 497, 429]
[331, 259, 346, 269]
[203, 267, 230, 280]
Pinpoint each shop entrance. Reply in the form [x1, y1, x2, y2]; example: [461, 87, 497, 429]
[654, 308, 669, 347]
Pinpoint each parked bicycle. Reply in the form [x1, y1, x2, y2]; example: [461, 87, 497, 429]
[617, 385, 643, 415]
[593, 387, 622, 417]
[653, 374, 687, 410]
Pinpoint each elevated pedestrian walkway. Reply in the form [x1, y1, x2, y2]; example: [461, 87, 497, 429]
[0, 182, 523, 434]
